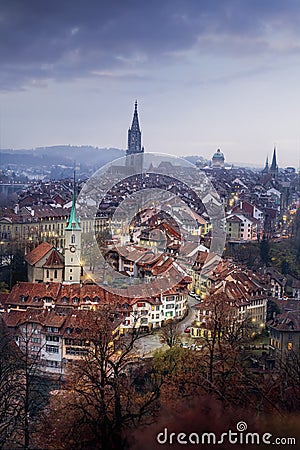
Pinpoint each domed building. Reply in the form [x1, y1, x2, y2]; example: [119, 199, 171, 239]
[211, 148, 225, 168]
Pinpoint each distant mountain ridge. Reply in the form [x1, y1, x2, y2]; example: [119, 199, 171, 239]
[0, 146, 125, 169]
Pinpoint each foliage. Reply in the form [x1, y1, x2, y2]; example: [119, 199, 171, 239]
[224, 242, 260, 270]
[270, 239, 300, 279]
[0, 281, 9, 292]
[266, 300, 281, 322]
[260, 237, 270, 266]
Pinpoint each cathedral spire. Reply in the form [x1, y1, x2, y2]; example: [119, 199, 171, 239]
[127, 100, 143, 155]
[66, 163, 81, 231]
[270, 146, 278, 178]
[130, 100, 140, 132]
[270, 147, 277, 170]
[262, 155, 269, 174]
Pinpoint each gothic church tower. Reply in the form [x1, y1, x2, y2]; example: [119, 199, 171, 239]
[270, 147, 278, 179]
[126, 100, 144, 173]
[64, 171, 81, 284]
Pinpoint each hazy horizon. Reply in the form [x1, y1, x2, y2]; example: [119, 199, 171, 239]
[1, 1, 300, 168]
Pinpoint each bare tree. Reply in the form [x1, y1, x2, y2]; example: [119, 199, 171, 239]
[0, 318, 23, 449]
[10, 319, 51, 449]
[36, 307, 164, 450]
[159, 319, 181, 348]
[277, 350, 300, 411]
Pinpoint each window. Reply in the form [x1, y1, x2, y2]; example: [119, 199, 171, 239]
[46, 335, 59, 342]
[46, 269, 49, 278]
[31, 337, 40, 343]
[54, 269, 57, 279]
[71, 234, 75, 243]
[166, 304, 174, 309]
[288, 342, 293, 351]
[31, 345, 40, 352]
[46, 326, 59, 333]
[46, 345, 59, 353]
[66, 347, 88, 357]
[46, 360, 59, 368]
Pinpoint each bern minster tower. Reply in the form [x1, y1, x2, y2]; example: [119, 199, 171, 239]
[64, 170, 81, 283]
[126, 100, 144, 174]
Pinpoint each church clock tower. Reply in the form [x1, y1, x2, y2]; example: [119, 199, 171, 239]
[64, 171, 81, 284]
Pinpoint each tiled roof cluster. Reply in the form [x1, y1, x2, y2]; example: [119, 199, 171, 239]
[196, 259, 266, 307]
[4, 268, 190, 310]
[2, 307, 122, 337]
[268, 310, 300, 332]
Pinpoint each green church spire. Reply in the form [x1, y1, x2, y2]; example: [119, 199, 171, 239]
[66, 164, 81, 231]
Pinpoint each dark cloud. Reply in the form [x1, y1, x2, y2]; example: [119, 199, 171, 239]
[1, 0, 300, 90]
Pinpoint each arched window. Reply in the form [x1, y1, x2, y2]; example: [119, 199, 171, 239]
[71, 234, 75, 243]
[54, 269, 57, 279]
[46, 269, 49, 278]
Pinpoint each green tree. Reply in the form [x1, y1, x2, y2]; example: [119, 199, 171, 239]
[0, 281, 9, 292]
[260, 236, 270, 266]
[281, 258, 289, 275]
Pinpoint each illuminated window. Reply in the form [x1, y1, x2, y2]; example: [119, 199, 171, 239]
[288, 342, 293, 351]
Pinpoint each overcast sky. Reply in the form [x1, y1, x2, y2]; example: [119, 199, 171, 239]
[1, 0, 300, 167]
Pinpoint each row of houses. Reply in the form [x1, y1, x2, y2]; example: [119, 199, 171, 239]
[0, 205, 111, 252]
[190, 258, 268, 337]
[0, 272, 189, 375]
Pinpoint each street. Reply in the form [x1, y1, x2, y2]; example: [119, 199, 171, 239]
[133, 294, 200, 357]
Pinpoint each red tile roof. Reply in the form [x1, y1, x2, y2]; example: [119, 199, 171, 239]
[268, 310, 300, 332]
[43, 249, 64, 268]
[5, 282, 61, 307]
[25, 242, 53, 266]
